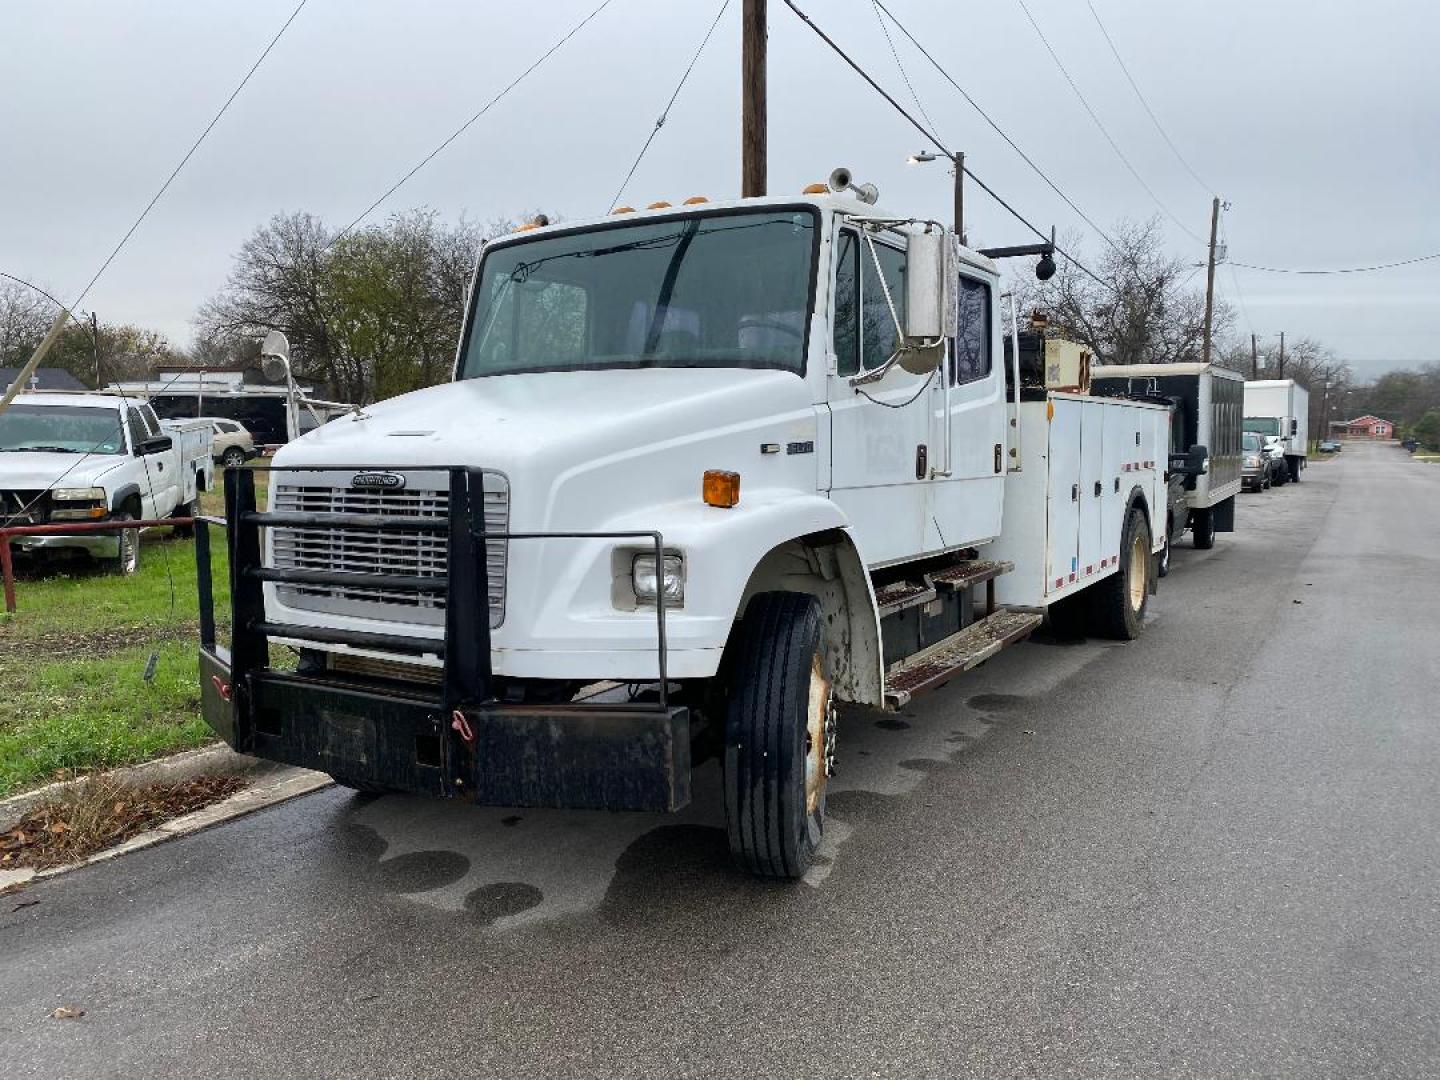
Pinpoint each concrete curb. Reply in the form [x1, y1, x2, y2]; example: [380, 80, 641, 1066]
[0, 756, 333, 893]
[0, 743, 273, 832]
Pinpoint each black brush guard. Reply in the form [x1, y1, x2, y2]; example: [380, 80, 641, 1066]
[195, 465, 690, 811]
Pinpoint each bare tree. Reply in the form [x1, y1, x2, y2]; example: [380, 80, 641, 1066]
[1013, 218, 1230, 367]
[0, 280, 59, 367]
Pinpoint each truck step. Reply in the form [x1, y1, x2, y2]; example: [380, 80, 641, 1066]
[928, 559, 1014, 591]
[873, 580, 938, 618]
[883, 608, 1042, 708]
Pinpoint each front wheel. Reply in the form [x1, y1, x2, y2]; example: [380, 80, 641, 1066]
[222, 447, 246, 469]
[107, 512, 140, 575]
[723, 591, 834, 880]
[1192, 506, 1216, 549]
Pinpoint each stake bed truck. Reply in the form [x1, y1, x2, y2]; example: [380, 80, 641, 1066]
[196, 190, 1177, 878]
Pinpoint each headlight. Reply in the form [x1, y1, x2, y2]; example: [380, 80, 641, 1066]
[52, 487, 106, 502]
[632, 553, 684, 605]
[1244, 456, 1260, 468]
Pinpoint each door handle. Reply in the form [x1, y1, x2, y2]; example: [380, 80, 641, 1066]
[915, 444, 928, 480]
[1071, 483, 1079, 502]
[994, 443, 1003, 474]
[1093, 481, 1102, 497]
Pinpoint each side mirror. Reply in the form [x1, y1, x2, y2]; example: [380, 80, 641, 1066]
[901, 229, 955, 376]
[141, 435, 173, 455]
[1169, 444, 1209, 477]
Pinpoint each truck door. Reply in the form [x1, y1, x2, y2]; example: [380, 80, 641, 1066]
[825, 225, 932, 565]
[925, 271, 1006, 551]
[1046, 398, 1082, 593]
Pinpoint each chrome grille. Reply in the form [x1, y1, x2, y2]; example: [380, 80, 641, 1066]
[269, 473, 508, 629]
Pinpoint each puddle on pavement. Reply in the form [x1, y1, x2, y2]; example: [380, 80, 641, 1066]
[344, 636, 1111, 929]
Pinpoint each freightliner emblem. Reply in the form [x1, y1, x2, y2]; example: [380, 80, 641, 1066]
[350, 471, 406, 490]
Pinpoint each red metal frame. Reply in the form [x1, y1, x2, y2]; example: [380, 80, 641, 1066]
[0, 518, 193, 613]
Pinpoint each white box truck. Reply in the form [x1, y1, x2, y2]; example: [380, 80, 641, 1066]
[1244, 379, 1309, 483]
[1091, 363, 1244, 561]
[195, 184, 1174, 878]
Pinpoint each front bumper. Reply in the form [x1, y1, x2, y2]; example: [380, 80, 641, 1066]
[13, 532, 121, 556]
[201, 645, 691, 810]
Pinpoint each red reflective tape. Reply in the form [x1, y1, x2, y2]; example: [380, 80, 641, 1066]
[211, 675, 231, 702]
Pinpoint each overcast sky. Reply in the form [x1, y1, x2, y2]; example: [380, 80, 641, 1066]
[3, 0, 1437, 381]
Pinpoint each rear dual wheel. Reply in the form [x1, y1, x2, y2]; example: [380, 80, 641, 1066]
[723, 591, 835, 880]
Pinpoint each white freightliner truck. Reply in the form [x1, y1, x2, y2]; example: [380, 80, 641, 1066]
[1244, 379, 1309, 483]
[196, 185, 1176, 878]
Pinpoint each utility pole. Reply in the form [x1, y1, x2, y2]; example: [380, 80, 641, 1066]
[1250, 333, 1258, 379]
[953, 151, 965, 244]
[1201, 196, 1220, 365]
[90, 312, 101, 388]
[741, 0, 767, 198]
[1278, 331, 1286, 378]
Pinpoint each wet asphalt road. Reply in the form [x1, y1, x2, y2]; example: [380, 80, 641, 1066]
[3, 441, 1438, 1079]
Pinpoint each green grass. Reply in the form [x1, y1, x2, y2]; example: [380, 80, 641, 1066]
[0, 641, 213, 796]
[0, 475, 269, 795]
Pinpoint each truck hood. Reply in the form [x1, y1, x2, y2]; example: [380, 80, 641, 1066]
[0, 452, 129, 490]
[273, 368, 820, 528]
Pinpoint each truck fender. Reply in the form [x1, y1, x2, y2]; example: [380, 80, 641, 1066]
[734, 528, 883, 708]
[109, 483, 141, 513]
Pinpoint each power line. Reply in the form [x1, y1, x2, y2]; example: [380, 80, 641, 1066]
[607, 0, 731, 213]
[71, 0, 309, 309]
[1084, 0, 1214, 197]
[332, 0, 618, 246]
[871, 0, 1120, 255]
[1012, 0, 1206, 246]
[1231, 252, 1440, 275]
[868, 0, 942, 147]
[779, 0, 1114, 293]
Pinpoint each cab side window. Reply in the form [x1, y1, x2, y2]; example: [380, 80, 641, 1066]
[139, 404, 161, 436]
[952, 276, 991, 385]
[861, 242, 906, 371]
[125, 409, 148, 453]
[833, 231, 859, 376]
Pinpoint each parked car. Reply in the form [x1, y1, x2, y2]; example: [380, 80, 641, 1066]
[1242, 432, 1270, 492]
[199, 417, 257, 468]
[1318, 440, 1342, 453]
[1259, 433, 1288, 486]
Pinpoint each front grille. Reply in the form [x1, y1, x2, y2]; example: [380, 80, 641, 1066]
[269, 473, 509, 629]
[0, 490, 49, 525]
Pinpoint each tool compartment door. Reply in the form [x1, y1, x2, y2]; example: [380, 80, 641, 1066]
[1078, 401, 1105, 581]
[1046, 398, 1082, 593]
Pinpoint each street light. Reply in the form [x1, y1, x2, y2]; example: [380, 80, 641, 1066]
[907, 150, 965, 244]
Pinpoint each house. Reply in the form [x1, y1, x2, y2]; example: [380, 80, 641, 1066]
[1337, 414, 1394, 439]
[0, 366, 87, 394]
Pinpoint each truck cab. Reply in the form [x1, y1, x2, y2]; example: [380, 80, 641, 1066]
[199, 191, 1166, 878]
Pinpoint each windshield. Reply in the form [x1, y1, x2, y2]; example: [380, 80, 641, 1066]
[1242, 433, 1261, 451]
[0, 405, 125, 454]
[458, 209, 818, 378]
[1244, 416, 1280, 436]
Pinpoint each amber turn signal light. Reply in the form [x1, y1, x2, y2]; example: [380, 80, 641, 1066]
[702, 470, 740, 508]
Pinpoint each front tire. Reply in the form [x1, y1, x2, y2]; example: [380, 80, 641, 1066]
[723, 592, 834, 880]
[222, 447, 245, 469]
[1089, 507, 1152, 640]
[1192, 506, 1216, 549]
[108, 512, 140, 575]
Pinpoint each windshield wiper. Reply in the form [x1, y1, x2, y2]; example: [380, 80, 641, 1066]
[1, 445, 85, 454]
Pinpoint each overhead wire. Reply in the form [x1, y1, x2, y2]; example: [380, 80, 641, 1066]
[70, 0, 309, 310]
[779, 0, 1115, 294]
[868, 0, 943, 147]
[1012, 0, 1206, 246]
[1230, 251, 1440, 275]
[1084, 0, 1214, 197]
[870, 0, 1120, 255]
[331, 0, 618, 247]
[606, 0, 731, 213]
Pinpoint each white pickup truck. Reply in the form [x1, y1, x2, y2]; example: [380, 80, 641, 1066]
[0, 392, 213, 573]
[197, 185, 1173, 879]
